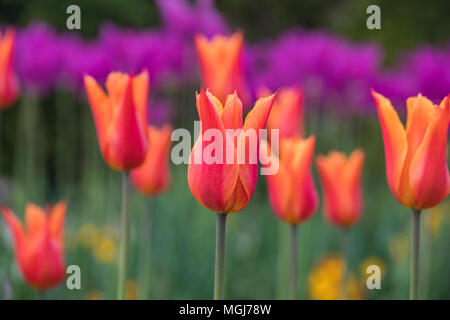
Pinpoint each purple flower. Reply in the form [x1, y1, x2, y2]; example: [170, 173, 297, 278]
[247, 29, 382, 111]
[156, 0, 227, 37]
[15, 23, 62, 94]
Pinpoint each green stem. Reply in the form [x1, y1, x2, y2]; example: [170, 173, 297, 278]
[214, 213, 227, 300]
[341, 228, 350, 300]
[289, 224, 298, 300]
[117, 172, 130, 300]
[410, 209, 421, 300]
[139, 198, 153, 300]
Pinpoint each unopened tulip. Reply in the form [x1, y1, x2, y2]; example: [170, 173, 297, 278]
[0, 28, 19, 109]
[188, 89, 276, 214]
[261, 135, 318, 224]
[372, 90, 450, 209]
[1, 202, 66, 290]
[130, 124, 173, 196]
[84, 70, 150, 171]
[260, 86, 304, 140]
[316, 150, 365, 228]
[194, 32, 249, 105]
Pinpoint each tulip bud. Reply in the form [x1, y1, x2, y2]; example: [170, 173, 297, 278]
[84, 70, 150, 171]
[130, 124, 173, 196]
[188, 89, 276, 213]
[261, 135, 318, 224]
[194, 32, 249, 105]
[0, 28, 19, 109]
[372, 90, 450, 209]
[259, 86, 304, 140]
[316, 150, 365, 228]
[1, 202, 66, 290]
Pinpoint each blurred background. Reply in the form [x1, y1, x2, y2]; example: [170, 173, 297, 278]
[0, 0, 449, 299]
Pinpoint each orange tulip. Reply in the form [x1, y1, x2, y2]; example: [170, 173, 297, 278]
[260, 135, 318, 224]
[0, 28, 19, 109]
[194, 32, 249, 105]
[1, 202, 66, 290]
[372, 90, 450, 209]
[84, 70, 150, 171]
[130, 124, 173, 196]
[259, 86, 304, 140]
[316, 150, 365, 228]
[188, 89, 276, 213]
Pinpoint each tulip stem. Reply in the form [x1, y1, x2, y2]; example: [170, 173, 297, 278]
[341, 228, 350, 300]
[214, 213, 227, 300]
[410, 209, 421, 300]
[139, 198, 153, 300]
[289, 224, 298, 300]
[117, 172, 130, 300]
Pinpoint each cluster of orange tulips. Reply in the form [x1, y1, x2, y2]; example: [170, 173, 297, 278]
[0, 27, 448, 300]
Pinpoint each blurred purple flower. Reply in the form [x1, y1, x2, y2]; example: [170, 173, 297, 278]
[247, 30, 382, 111]
[15, 23, 62, 94]
[399, 46, 450, 103]
[156, 0, 227, 37]
[98, 24, 184, 85]
[59, 34, 114, 93]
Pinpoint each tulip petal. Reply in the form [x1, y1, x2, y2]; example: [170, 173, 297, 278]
[189, 90, 239, 212]
[49, 201, 66, 247]
[261, 140, 292, 221]
[409, 96, 450, 209]
[188, 137, 239, 213]
[25, 204, 46, 237]
[0, 29, 14, 74]
[406, 94, 435, 156]
[106, 74, 148, 170]
[316, 154, 343, 224]
[133, 70, 150, 128]
[1, 206, 25, 248]
[221, 92, 243, 130]
[238, 92, 277, 202]
[243, 93, 277, 132]
[130, 125, 173, 195]
[343, 149, 365, 223]
[224, 176, 249, 213]
[105, 72, 128, 111]
[372, 90, 408, 202]
[83, 75, 111, 152]
[196, 89, 225, 132]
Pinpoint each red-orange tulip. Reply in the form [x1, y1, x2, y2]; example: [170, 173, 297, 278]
[372, 90, 450, 209]
[84, 70, 150, 171]
[1, 202, 66, 290]
[188, 89, 276, 213]
[0, 28, 19, 109]
[259, 86, 304, 140]
[316, 150, 365, 228]
[260, 135, 318, 224]
[130, 124, 173, 196]
[194, 32, 249, 105]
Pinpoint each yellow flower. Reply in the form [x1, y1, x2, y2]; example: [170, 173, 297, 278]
[360, 256, 386, 280]
[309, 255, 362, 300]
[76, 224, 99, 248]
[125, 279, 139, 300]
[347, 274, 362, 300]
[92, 235, 117, 264]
